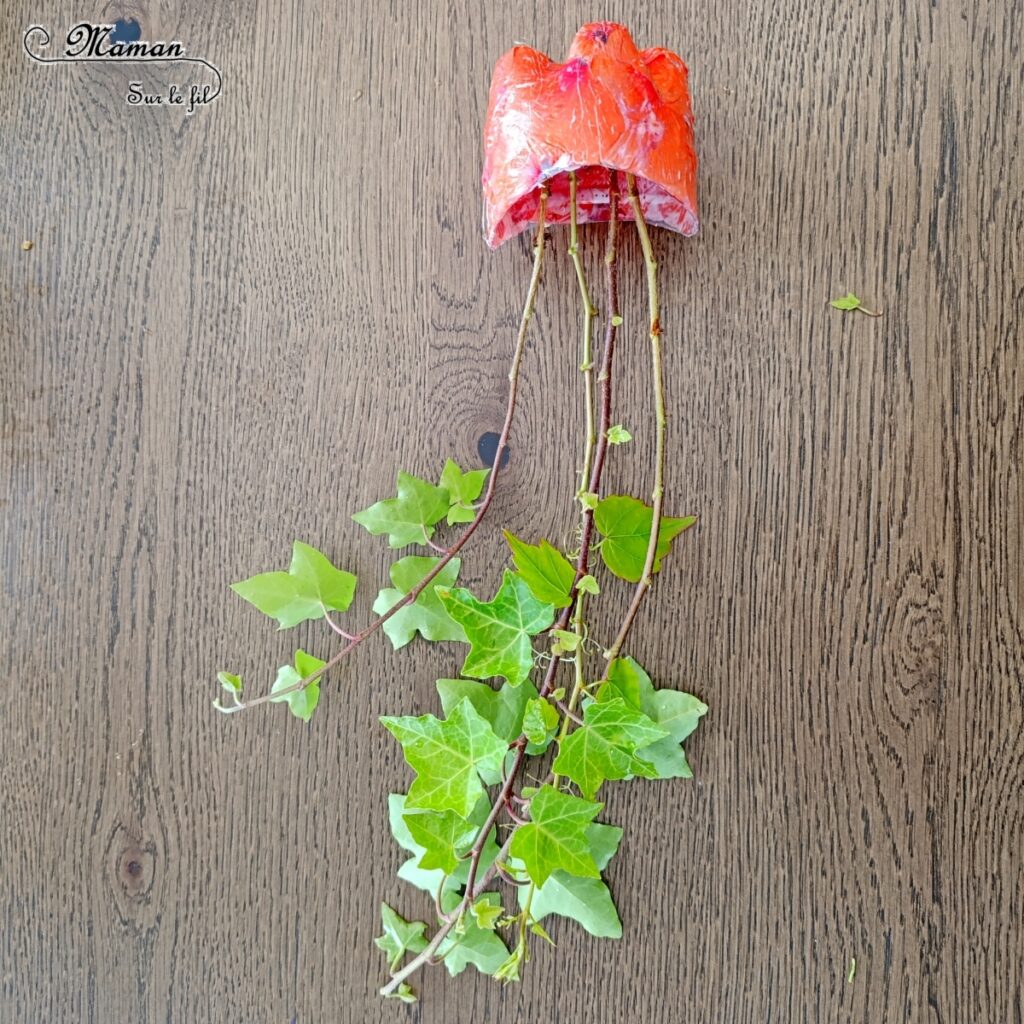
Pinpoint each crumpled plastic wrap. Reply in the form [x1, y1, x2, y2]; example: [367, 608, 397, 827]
[481, 22, 699, 249]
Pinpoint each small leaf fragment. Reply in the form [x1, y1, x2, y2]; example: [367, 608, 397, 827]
[606, 424, 632, 445]
[610, 314, 623, 327]
[387, 983, 417, 1004]
[829, 292, 882, 316]
[352, 471, 451, 548]
[576, 574, 600, 596]
[577, 490, 599, 511]
[530, 920, 556, 945]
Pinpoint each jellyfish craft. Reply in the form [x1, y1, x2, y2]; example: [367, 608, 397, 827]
[376, 22, 703, 1001]
[482, 21, 698, 248]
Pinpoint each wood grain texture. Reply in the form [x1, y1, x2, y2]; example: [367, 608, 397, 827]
[2, 1, 1021, 1021]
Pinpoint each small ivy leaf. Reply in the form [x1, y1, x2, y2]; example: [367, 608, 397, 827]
[593, 496, 695, 583]
[381, 697, 507, 817]
[504, 531, 576, 608]
[402, 807, 479, 874]
[522, 696, 560, 749]
[470, 896, 505, 931]
[551, 697, 668, 798]
[577, 490, 599, 511]
[375, 903, 428, 972]
[352, 471, 451, 548]
[437, 569, 555, 686]
[829, 292, 882, 317]
[610, 314, 623, 327]
[493, 942, 525, 983]
[386, 983, 417, 1004]
[597, 657, 709, 779]
[606, 424, 632, 445]
[509, 785, 602, 887]
[437, 891, 510, 975]
[440, 459, 490, 525]
[372, 556, 467, 649]
[269, 649, 324, 722]
[217, 671, 242, 695]
[829, 292, 862, 310]
[576, 574, 600, 596]
[530, 920, 556, 946]
[550, 629, 580, 656]
[230, 541, 357, 629]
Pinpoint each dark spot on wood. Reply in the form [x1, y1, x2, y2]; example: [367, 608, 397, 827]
[477, 431, 510, 470]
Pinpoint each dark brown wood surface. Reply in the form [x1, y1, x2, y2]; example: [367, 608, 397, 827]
[2, 2, 1021, 1021]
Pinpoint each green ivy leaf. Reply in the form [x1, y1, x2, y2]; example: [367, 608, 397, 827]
[372, 556, 466, 649]
[576, 574, 600, 596]
[435, 679, 536, 744]
[437, 569, 555, 685]
[402, 807, 478, 874]
[493, 941, 525, 983]
[521, 823, 623, 938]
[388, 794, 498, 893]
[230, 540, 357, 629]
[437, 891, 509, 975]
[522, 696, 560, 749]
[352, 471, 451, 548]
[597, 657, 708, 778]
[503, 531, 576, 608]
[593, 496, 695, 582]
[440, 459, 489, 525]
[385, 983, 417, 1004]
[606, 424, 632, 445]
[381, 697, 507, 817]
[551, 697, 668, 798]
[217, 671, 242, 694]
[470, 896, 505, 931]
[269, 649, 324, 722]
[375, 903, 428, 972]
[829, 291, 882, 317]
[578, 490, 599, 511]
[549, 629, 580, 656]
[509, 785, 602, 886]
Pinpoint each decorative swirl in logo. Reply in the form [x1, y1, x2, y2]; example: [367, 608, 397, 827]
[23, 23, 222, 106]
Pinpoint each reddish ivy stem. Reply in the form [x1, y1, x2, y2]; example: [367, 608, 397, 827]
[381, 171, 622, 998]
[223, 188, 551, 715]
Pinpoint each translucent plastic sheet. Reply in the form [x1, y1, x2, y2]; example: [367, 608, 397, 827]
[482, 22, 699, 249]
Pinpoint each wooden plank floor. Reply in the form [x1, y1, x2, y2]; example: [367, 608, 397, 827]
[2, 1, 1021, 1021]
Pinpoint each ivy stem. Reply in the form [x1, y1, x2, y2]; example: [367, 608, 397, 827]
[225, 188, 551, 715]
[382, 174, 621, 998]
[606, 175, 666, 661]
[567, 169, 598, 499]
